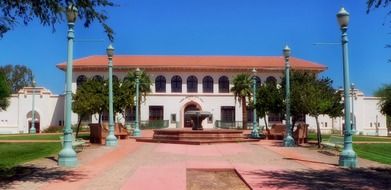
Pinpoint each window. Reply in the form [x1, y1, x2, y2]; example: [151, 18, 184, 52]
[187, 75, 198, 93]
[155, 75, 166, 93]
[76, 75, 87, 87]
[171, 75, 182, 93]
[219, 76, 229, 93]
[370, 122, 373, 127]
[112, 75, 119, 83]
[268, 113, 282, 122]
[266, 76, 277, 86]
[325, 122, 328, 128]
[221, 106, 235, 122]
[247, 107, 254, 122]
[149, 106, 164, 120]
[125, 107, 136, 122]
[93, 75, 104, 82]
[203, 76, 214, 93]
[254, 76, 261, 87]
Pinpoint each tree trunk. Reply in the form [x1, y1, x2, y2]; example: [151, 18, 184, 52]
[315, 116, 322, 148]
[138, 97, 141, 123]
[242, 96, 247, 130]
[98, 112, 102, 124]
[75, 116, 82, 139]
[264, 112, 270, 135]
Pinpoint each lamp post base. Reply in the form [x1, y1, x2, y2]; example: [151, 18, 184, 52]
[105, 135, 118, 147]
[29, 127, 36, 134]
[283, 135, 295, 147]
[133, 128, 141, 137]
[339, 149, 357, 168]
[251, 129, 260, 139]
[58, 148, 78, 167]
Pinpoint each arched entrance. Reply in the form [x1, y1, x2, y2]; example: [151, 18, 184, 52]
[183, 103, 201, 128]
[27, 111, 41, 133]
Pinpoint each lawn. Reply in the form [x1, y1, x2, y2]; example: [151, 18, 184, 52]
[0, 133, 90, 140]
[0, 142, 61, 169]
[353, 143, 391, 165]
[307, 133, 391, 142]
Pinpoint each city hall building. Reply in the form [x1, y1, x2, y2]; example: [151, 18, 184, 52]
[0, 55, 388, 136]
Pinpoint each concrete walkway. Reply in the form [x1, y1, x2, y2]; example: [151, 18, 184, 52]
[3, 139, 391, 190]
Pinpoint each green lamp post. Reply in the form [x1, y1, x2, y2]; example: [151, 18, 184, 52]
[105, 44, 118, 146]
[283, 45, 295, 147]
[351, 83, 356, 132]
[251, 68, 260, 138]
[337, 7, 357, 168]
[58, 4, 78, 167]
[133, 68, 141, 137]
[30, 80, 36, 134]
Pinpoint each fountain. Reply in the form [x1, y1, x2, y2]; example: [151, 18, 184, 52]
[184, 110, 212, 130]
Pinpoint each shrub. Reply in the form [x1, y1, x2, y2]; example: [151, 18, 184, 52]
[42, 126, 63, 133]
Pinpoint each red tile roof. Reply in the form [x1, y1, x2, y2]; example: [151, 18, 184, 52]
[56, 55, 326, 72]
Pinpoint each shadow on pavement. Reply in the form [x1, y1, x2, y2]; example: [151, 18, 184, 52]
[244, 167, 391, 190]
[0, 165, 87, 189]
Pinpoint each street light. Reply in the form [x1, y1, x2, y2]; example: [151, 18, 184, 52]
[133, 68, 141, 137]
[337, 7, 357, 168]
[105, 44, 118, 146]
[30, 80, 36, 134]
[58, 4, 78, 167]
[251, 68, 260, 138]
[283, 45, 295, 147]
[351, 83, 356, 132]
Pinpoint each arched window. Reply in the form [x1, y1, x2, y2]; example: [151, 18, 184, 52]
[218, 76, 229, 93]
[203, 76, 214, 93]
[171, 75, 182, 93]
[155, 75, 166, 93]
[187, 75, 198, 93]
[76, 75, 87, 87]
[112, 75, 119, 83]
[266, 76, 277, 86]
[254, 76, 261, 87]
[92, 75, 104, 82]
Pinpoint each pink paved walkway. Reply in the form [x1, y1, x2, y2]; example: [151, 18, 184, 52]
[5, 137, 390, 190]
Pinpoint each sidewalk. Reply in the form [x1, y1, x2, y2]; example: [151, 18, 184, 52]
[3, 139, 390, 190]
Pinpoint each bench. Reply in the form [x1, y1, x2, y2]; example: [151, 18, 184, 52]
[321, 136, 344, 150]
[60, 135, 86, 152]
[267, 124, 285, 140]
[89, 123, 130, 144]
[293, 123, 308, 144]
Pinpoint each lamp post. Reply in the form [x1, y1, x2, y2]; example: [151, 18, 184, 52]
[337, 7, 357, 168]
[30, 80, 36, 134]
[58, 4, 78, 167]
[133, 68, 141, 137]
[351, 83, 356, 132]
[251, 68, 260, 138]
[283, 45, 295, 147]
[105, 44, 118, 146]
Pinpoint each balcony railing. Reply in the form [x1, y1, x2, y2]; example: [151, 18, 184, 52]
[128, 120, 169, 129]
[214, 120, 254, 130]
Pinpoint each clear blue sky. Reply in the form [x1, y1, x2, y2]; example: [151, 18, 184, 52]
[0, 0, 390, 95]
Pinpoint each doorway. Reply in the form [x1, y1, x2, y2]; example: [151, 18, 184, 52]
[184, 104, 200, 128]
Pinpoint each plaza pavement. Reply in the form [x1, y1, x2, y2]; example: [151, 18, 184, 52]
[2, 132, 391, 190]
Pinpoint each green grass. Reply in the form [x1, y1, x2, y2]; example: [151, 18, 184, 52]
[0, 142, 61, 169]
[353, 143, 391, 165]
[0, 133, 90, 141]
[307, 133, 391, 142]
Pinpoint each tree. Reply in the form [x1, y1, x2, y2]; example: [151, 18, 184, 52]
[281, 71, 343, 148]
[0, 0, 115, 40]
[231, 73, 253, 129]
[367, 0, 391, 62]
[374, 84, 391, 116]
[0, 73, 11, 111]
[123, 70, 152, 123]
[255, 81, 284, 132]
[0, 64, 33, 93]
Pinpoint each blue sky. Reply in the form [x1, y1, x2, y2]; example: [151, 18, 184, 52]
[0, 0, 390, 95]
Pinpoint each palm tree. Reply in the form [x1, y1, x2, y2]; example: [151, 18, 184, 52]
[231, 73, 253, 129]
[123, 69, 152, 123]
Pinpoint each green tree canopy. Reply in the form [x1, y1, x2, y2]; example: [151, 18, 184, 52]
[0, 0, 115, 40]
[231, 73, 253, 129]
[0, 64, 33, 93]
[0, 73, 11, 111]
[374, 84, 391, 116]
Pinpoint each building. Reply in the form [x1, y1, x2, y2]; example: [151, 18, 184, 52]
[0, 55, 388, 136]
